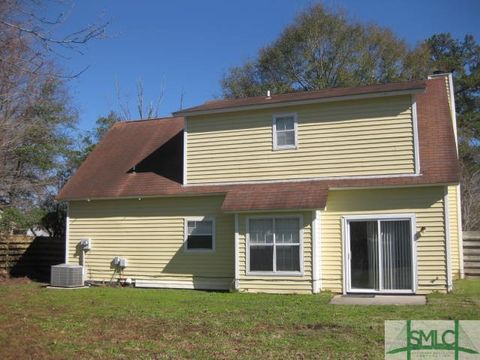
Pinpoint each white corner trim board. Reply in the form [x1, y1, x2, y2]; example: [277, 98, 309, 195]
[447, 73, 459, 156]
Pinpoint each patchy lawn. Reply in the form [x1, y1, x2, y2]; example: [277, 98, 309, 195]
[0, 280, 478, 359]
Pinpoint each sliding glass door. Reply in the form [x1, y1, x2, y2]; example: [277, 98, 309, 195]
[349, 221, 379, 291]
[381, 220, 413, 291]
[347, 217, 414, 293]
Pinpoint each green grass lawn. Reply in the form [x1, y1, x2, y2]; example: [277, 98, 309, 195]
[0, 280, 478, 359]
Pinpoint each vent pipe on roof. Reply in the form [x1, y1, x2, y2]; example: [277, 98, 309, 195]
[266, 90, 271, 99]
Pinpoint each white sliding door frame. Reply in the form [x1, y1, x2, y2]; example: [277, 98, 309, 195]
[342, 214, 417, 295]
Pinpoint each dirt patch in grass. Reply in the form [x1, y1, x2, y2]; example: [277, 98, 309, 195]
[0, 268, 8, 280]
[0, 269, 32, 284]
[0, 280, 478, 359]
[304, 323, 349, 331]
[0, 310, 57, 359]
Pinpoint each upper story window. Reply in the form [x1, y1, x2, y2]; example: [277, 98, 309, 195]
[184, 217, 215, 252]
[273, 113, 298, 150]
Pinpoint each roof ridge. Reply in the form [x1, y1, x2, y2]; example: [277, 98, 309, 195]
[115, 116, 182, 125]
[175, 79, 427, 115]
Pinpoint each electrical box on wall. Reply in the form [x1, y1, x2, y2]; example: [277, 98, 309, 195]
[119, 258, 128, 267]
[112, 256, 128, 268]
[80, 238, 92, 251]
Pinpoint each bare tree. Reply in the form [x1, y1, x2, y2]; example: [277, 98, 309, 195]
[0, 0, 107, 209]
[461, 165, 480, 231]
[115, 78, 165, 120]
[0, 0, 108, 78]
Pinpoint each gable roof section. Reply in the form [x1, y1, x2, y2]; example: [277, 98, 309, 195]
[57, 117, 186, 200]
[174, 80, 426, 116]
[58, 78, 459, 212]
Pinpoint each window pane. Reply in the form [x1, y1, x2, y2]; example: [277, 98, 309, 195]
[186, 220, 213, 250]
[276, 130, 295, 147]
[187, 235, 212, 249]
[276, 245, 300, 271]
[249, 219, 274, 244]
[188, 220, 212, 236]
[276, 116, 294, 130]
[277, 131, 287, 146]
[275, 218, 300, 243]
[284, 130, 295, 146]
[250, 245, 273, 271]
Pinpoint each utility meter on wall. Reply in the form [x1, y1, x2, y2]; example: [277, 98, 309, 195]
[80, 238, 92, 251]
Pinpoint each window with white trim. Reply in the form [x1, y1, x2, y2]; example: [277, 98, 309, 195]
[248, 217, 302, 273]
[273, 114, 297, 150]
[185, 218, 214, 251]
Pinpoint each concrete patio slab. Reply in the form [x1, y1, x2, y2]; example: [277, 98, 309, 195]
[330, 295, 426, 305]
[46, 286, 90, 290]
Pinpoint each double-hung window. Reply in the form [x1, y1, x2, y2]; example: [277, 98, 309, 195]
[273, 113, 298, 150]
[248, 217, 302, 274]
[184, 218, 215, 252]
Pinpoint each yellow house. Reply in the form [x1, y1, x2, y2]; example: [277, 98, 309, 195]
[58, 74, 462, 294]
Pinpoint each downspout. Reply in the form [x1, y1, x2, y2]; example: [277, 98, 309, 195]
[312, 210, 321, 293]
[65, 202, 70, 264]
[444, 188, 453, 292]
[234, 213, 240, 290]
[457, 184, 464, 278]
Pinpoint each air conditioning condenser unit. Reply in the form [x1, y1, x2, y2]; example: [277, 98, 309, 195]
[50, 264, 83, 288]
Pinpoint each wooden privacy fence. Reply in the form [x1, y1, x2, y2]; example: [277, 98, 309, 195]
[0, 235, 65, 282]
[463, 231, 480, 278]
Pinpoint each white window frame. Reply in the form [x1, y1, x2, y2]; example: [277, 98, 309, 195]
[246, 215, 304, 276]
[272, 113, 298, 150]
[341, 214, 417, 295]
[184, 217, 216, 253]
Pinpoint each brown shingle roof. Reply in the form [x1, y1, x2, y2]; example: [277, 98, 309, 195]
[57, 117, 186, 200]
[221, 182, 329, 212]
[174, 80, 426, 115]
[58, 78, 459, 212]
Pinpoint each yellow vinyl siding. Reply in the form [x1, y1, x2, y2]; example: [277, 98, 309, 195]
[238, 212, 313, 294]
[68, 196, 234, 288]
[447, 185, 461, 279]
[321, 187, 447, 294]
[187, 95, 415, 184]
